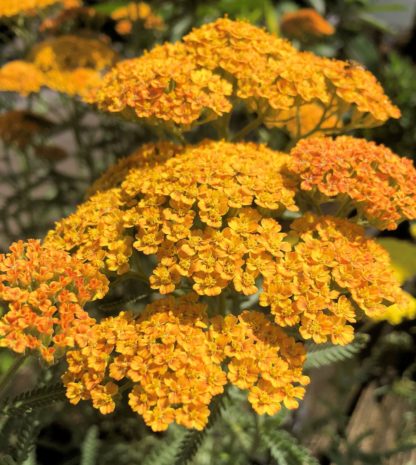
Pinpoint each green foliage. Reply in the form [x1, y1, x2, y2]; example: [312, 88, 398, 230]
[80, 426, 100, 465]
[261, 417, 319, 465]
[0, 383, 66, 417]
[304, 334, 369, 369]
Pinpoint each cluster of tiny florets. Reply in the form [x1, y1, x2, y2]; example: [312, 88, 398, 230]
[289, 136, 416, 230]
[44, 188, 133, 275]
[0, 35, 116, 97]
[63, 294, 307, 431]
[261, 214, 411, 344]
[0, 240, 108, 362]
[88, 42, 232, 127]
[110, 2, 164, 35]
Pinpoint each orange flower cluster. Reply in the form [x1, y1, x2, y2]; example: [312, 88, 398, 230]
[0, 35, 116, 97]
[63, 294, 307, 430]
[281, 8, 335, 40]
[0, 110, 53, 148]
[120, 140, 297, 295]
[183, 18, 399, 128]
[0, 0, 60, 17]
[29, 34, 117, 96]
[89, 17, 398, 131]
[87, 141, 182, 196]
[261, 214, 410, 344]
[44, 188, 133, 274]
[110, 2, 164, 35]
[47, 141, 296, 281]
[213, 311, 308, 415]
[289, 136, 416, 230]
[88, 42, 232, 127]
[0, 240, 108, 363]
[0, 61, 43, 95]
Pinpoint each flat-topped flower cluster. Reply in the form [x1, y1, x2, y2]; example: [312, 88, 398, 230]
[0, 15, 414, 434]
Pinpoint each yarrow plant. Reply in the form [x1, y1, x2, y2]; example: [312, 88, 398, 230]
[0, 7, 415, 464]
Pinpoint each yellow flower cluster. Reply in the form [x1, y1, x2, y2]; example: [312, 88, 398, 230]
[110, 2, 164, 35]
[0, 240, 108, 363]
[213, 311, 308, 415]
[0, 61, 43, 95]
[0, 35, 116, 97]
[261, 214, 411, 344]
[0, 0, 60, 17]
[29, 35, 117, 96]
[63, 294, 307, 431]
[0, 110, 53, 148]
[289, 136, 416, 230]
[121, 140, 297, 295]
[88, 42, 232, 127]
[87, 141, 182, 196]
[44, 188, 133, 274]
[89, 17, 399, 131]
[46, 141, 297, 280]
[281, 8, 335, 40]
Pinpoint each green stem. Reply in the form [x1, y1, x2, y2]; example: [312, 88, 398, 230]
[0, 355, 27, 400]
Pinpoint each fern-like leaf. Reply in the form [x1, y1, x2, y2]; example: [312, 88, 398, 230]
[80, 425, 99, 465]
[12, 413, 40, 465]
[304, 333, 369, 370]
[261, 424, 319, 465]
[1, 383, 66, 416]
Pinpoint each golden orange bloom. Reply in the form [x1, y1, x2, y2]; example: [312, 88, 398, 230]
[0, 0, 60, 17]
[87, 141, 182, 196]
[213, 311, 309, 415]
[28, 35, 117, 97]
[0, 61, 43, 95]
[0, 110, 53, 148]
[281, 8, 335, 40]
[183, 17, 399, 129]
[289, 136, 416, 230]
[44, 188, 133, 274]
[120, 140, 296, 295]
[0, 240, 108, 362]
[63, 294, 227, 431]
[88, 42, 232, 127]
[261, 214, 411, 343]
[63, 294, 310, 428]
[110, 2, 164, 35]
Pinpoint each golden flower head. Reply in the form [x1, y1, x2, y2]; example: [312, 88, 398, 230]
[110, 2, 164, 35]
[0, 240, 108, 363]
[0, 110, 53, 148]
[63, 294, 227, 431]
[0, 0, 60, 17]
[281, 8, 335, 40]
[63, 293, 308, 429]
[261, 214, 410, 344]
[183, 18, 399, 129]
[44, 188, 134, 275]
[0, 61, 43, 95]
[289, 136, 416, 230]
[87, 141, 182, 196]
[88, 42, 232, 127]
[87, 17, 398, 130]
